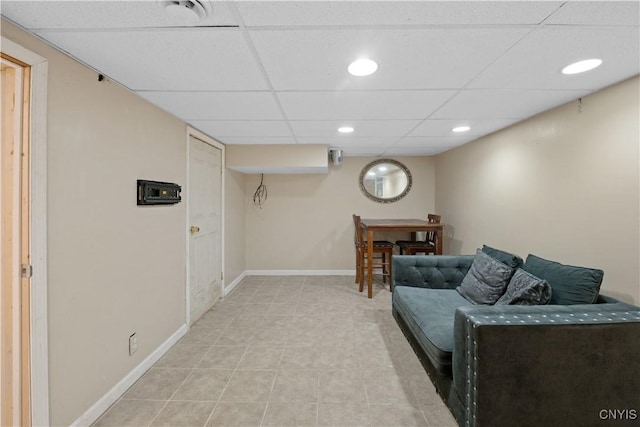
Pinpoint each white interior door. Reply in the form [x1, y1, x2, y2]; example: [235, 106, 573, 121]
[188, 135, 222, 323]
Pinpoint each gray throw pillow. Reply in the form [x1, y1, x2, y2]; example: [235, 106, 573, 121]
[522, 254, 603, 305]
[456, 249, 514, 304]
[481, 245, 523, 269]
[495, 268, 552, 305]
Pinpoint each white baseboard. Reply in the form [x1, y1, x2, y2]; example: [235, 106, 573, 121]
[70, 324, 189, 427]
[246, 269, 356, 276]
[223, 271, 247, 297]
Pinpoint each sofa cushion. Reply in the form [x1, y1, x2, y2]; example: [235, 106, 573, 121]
[457, 250, 514, 304]
[522, 254, 603, 305]
[393, 255, 474, 290]
[392, 287, 472, 371]
[495, 268, 552, 305]
[482, 245, 523, 269]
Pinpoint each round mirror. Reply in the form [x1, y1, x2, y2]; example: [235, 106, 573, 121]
[359, 159, 412, 203]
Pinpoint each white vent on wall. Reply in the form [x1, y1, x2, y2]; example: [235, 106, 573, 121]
[160, 0, 212, 24]
[329, 149, 343, 166]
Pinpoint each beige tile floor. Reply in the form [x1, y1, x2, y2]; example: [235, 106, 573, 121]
[93, 275, 458, 427]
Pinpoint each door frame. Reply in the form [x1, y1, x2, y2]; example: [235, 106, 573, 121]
[1, 37, 49, 426]
[185, 126, 225, 325]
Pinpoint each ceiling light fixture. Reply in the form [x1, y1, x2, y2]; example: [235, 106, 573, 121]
[561, 58, 602, 75]
[348, 58, 378, 77]
[452, 126, 471, 133]
[338, 126, 354, 133]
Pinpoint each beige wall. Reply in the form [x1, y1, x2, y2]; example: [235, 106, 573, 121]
[224, 168, 246, 287]
[435, 76, 640, 305]
[2, 21, 188, 426]
[245, 156, 436, 270]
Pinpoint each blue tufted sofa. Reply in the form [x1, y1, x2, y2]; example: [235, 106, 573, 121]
[392, 254, 640, 427]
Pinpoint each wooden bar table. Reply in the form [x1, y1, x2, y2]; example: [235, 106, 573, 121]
[359, 218, 444, 298]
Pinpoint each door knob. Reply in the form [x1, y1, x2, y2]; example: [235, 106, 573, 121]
[190, 226, 200, 234]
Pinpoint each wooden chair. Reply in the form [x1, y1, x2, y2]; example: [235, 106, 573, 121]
[395, 214, 441, 255]
[353, 214, 394, 292]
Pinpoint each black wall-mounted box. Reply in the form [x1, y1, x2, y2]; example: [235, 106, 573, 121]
[137, 180, 182, 205]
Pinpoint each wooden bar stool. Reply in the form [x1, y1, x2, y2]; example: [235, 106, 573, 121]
[395, 214, 441, 255]
[353, 214, 394, 292]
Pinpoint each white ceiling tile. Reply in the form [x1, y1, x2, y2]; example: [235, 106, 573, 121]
[469, 27, 640, 90]
[297, 137, 395, 149]
[409, 119, 520, 137]
[215, 136, 298, 145]
[237, 1, 562, 26]
[394, 135, 475, 148]
[137, 91, 283, 120]
[544, 1, 640, 26]
[250, 27, 531, 90]
[189, 120, 292, 137]
[389, 136, 474, 155]
[384, 147, 445, 156]
[2, 0, 634, 158]
[290, 120, 420, 137]
[36, 28, 267, 91]
[432, 89, 586, 120]
[278, 90, 455, 120]
[1, 1, 238, 29]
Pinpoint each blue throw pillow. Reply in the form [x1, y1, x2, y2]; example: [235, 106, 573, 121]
[522, 254, 603, 305]
[495, 268, 552, 305]
[457, 249, 514, 305]
[481, 245, 523, 269]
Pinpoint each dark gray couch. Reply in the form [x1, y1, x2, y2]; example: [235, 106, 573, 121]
[392, 255, 640, 427]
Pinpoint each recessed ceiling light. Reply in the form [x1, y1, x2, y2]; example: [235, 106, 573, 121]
[348, 58, 378, 77]
[452, 126, 471, 133]
[338, 126, 354, 133]
[561, 59, 602, 75]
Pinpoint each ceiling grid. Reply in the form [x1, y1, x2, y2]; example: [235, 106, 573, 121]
[2, 0, 638, 156]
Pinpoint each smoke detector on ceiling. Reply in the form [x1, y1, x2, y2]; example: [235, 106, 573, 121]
[160, 1, 212, 24]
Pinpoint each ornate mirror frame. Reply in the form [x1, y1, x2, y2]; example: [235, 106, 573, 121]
[359, 158, 413, 203]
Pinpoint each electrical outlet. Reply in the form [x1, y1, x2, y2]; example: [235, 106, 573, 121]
[129, 333, 138, 356]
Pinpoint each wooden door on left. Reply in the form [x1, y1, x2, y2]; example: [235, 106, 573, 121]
[1, 54, 32, 427]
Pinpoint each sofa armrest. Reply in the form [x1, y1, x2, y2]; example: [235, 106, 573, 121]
[451, 303, 640, 427]
[392, 255, 474, 290]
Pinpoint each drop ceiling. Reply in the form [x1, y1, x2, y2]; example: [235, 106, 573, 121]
[2, 1, 639, 156]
